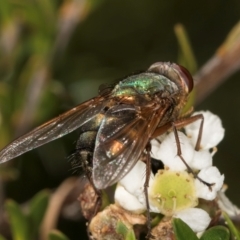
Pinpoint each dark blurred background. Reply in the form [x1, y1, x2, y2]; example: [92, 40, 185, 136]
[0, 0, 240, 239]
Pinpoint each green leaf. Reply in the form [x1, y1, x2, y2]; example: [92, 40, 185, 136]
[116, 221, 136, 240]
[174, 23, 198, 74]
[151, 214, 162, 228]
[200, 226, 230, 240]
[5, 200, 30, 240]
[173, 218, 198, 240]
[48, 230, 70, 240]
[0, 234, 8, 240]
[28, 189, 50, 238]
[174, 23, 197, 111]
[125, 230, 136, 240]
[222, 212, 240, 240]
[101, 189, 110, 210]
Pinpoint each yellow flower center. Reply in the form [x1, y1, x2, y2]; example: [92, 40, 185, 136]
[149, 169, 198, 216]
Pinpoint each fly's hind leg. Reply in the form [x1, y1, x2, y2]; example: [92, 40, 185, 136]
[76, 148, 102, 240]
[142, 144, 154, 239]
[72, 131, 103, 238]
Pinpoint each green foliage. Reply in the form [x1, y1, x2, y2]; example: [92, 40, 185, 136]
[174, 24, 198, 74]
[174, 23, 197, 112]
[4, 189, 72, 239]
[223, 212, 240, 240]
[0, 235, 7, 240]
[173, 218, 230, 240]
[116, 221, 136, 240]
[28, 190, 50, 238]
[5, 190, 50, 240]
[173, 218, 199, 240]
[0, 0, 104, 150]
[5, 199, 31, 240]
[48, 230, 70, 240]
[201, 226, 230, 240]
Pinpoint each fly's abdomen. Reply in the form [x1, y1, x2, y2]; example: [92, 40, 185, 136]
[70, 131, 97, 176]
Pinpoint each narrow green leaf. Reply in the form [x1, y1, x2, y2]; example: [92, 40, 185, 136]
[217, 21, 240, 54]
[174, 23, 198, 74]
[101, 189, 110, 210]
[151, 214, 162, 228]
[174, 23, 197, 111]
[116, 221, 136, 240]
[222, 212, 240, 240]
[200, 226, 230, 240]
[48, 230, 70, 240]
[5, 200, 30, 240]
[173, 218, 198, 240]
[28, 190, 50, 238]
[125, 230, 136, 240]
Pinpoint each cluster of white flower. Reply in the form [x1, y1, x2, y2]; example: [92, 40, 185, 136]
[114, 111, 225, 233]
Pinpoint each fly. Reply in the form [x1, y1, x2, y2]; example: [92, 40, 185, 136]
[0, 62, 208, 237]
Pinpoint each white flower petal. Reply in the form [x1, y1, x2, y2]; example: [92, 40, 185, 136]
[174, 208, 211, 232]
[151, 138, 162, 160]
[149, 204, 161, 214]
[119, 161, 154, 197]
[191, 149, 213, 170]
[153, 131, 194, 171]
[185, 111, 225, 149]
[115, 184, 146, 213]
[195, 166, 224, 200]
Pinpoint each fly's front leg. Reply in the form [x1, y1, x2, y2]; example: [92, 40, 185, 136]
[151, 113, 204, 144]
[172, 113, 204, 151]
[152, 113, 214, 189]
[171, 119, 214, 190]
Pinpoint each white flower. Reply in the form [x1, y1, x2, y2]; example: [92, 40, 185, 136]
[185, 111, 225, 149]
[118, 161, 154, 198]
[115, 110, 225, 234]
[195, 166, 224, 200]
[174, 208, 211, 232]
[115, 163, 212, 233]
[191, 149, 212, 170]
[151, 131, 213, 172]
[115, 184, 146, 213]
[151, 131, 195, 171]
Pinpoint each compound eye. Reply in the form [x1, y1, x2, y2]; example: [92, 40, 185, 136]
[173, 64, 194, 92]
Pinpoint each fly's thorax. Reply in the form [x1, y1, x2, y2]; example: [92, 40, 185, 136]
[112, 73, 179, 101]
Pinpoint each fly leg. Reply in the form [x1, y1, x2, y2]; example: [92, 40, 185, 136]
[78, 156, 102, 240]
[72, 131, 103, 239]
[152, 113, 214, 189]
[86, 169, 103, 216]
[171, 123, 214, 189]
[143, 143, 154, 239]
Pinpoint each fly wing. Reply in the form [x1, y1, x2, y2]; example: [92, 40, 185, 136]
[92, 104, 161, 189]
[0, 97, 107, 163]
